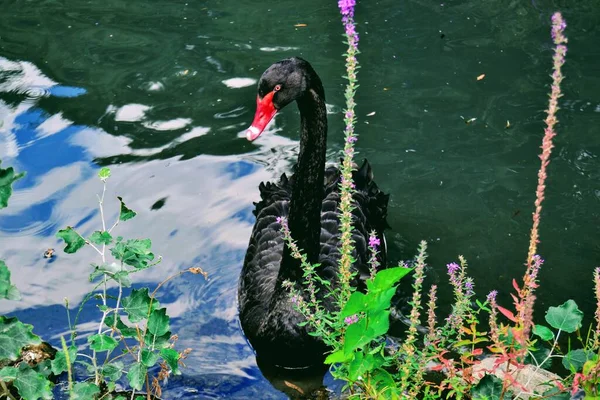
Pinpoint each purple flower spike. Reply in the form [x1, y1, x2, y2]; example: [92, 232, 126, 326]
[368, 235, 380, 248]
[446, 262, 460, 275]
[347, 136, 357, 143]
[344, 314, 359, 325]
[487, 290, 498, 302]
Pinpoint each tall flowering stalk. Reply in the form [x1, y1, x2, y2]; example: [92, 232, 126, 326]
[526, 12, 568, 267]
[336, 0, 361, 306]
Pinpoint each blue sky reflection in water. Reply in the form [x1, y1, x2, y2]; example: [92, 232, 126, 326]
[1, 0, 600, 397]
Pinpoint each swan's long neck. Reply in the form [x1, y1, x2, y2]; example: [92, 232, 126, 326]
[279, 87, 327, 282]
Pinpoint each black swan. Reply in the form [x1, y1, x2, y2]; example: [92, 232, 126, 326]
[238, 57, 389, 368]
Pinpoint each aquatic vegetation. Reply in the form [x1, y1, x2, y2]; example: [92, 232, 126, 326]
[0, 165, 206, 400]
[279, 5, 600, 400]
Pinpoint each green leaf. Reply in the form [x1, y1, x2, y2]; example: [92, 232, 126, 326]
[141, 348, 160, 367]
[126, 362, 147, 391]
[0, 316, 41, 361]
[117, 196, 137, 221]
[525, 346, 552, 369]
[366, 266, 412, 293]
[56, 227, 86, 254]
[324, 350, 352, 364]
[160, 348, 181, 375]
[562, 349, 593, 372]
[348, 351, 366, 381]
[88, 333, 119, 352]
[104, 314, 138, 338]
[343, 318, 373, 355]
[50, 345, 77, 375]
[98, 167, 111, 181]
[542, 388, 571, 399]
[471, 374, 503, 400]
[145, 331, 171, 350]
[71, 382, 101, 399]
[0, 161, 25, 209]
[0, 366, 18, 380]
[368, 310, 390, 337]
[0, 260, 21, 300]
[90, 263, 131, 288]
[340, 292, 368, 318]
[148, 308, 170, 337]
[545, 300, 583, 333]
[12, 364, 53, 400]
[122, 288, 159, 323]
[102, 361, 124, 381]
[89, 230, 113, 245]
[533, 324, 554, 341]
[110, 238, 154, 270]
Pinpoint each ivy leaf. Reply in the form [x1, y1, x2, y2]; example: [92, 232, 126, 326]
[89, 231, 113, 245]
[98, 167, 111, 181]
[562, 349, 593, 373]
[340, 292, 367, 318]
[533, 324, 554, 341]
[343, 318, 373, 355]
[110, 238, 154, 270]
[104, 314, 138, 338]
[50, 345, 77, 375]
[160, 348, 181, 375]
[0, 316, 41, 361]
[0, 161, 25, 209]
[145, 330, 171, 350]
[368, 310, 390, 338]
[0, 366, 18, 380]
[90, 263, 131, 288]
[88, 333, 119, 352]
[117, 196, 137, 221]
[471, 374, 504, 400]
[127, 362, 147, 391]
[102, 361, 124, 381]
[56, 227, 86, 254]
[122, 288, 159, 323]
[71, 382, 101, 399]
[147, 308, 170, 337]
[12, 364, 53, 400]
[0, 260, 21, 300]
[545, 300, 583, 333]
[141, 349, 159, 367]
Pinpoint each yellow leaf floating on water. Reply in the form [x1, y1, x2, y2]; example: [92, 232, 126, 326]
[476, 74, 485, 81]
[294, 23, 307, 27]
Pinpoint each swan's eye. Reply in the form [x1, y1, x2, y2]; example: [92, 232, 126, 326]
[273, 84, 282, 92]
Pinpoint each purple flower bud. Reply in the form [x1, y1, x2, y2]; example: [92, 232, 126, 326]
[344, 314, 359, 325]
[368, 235, 381, 249]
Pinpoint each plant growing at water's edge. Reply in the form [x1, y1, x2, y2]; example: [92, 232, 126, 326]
[53, 166, 206, 399]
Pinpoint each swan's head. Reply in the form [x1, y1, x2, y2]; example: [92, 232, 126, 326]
[247, 57, 319, 141]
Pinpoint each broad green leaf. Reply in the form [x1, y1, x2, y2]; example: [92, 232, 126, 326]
[340, 292, 367, 318]
[110, 238, 154, 270]
[533, 324, 554, 341]
[366, 266, 412, 293]
[324, 350, 352, 364]
[117, 196, 137, 221]
[89, 230, 113, 245]
[0, 260, 21, 300]
[127, 362, 146, 391]
[141, 348, 159, 367]
[542, 388, 571, 399]
[102, 361, 124, 381]
[545, 300, 583, 333]
[71, 382, 101, 399]
[343, 318, 373, 355]
[90, 263, 131, 288]
[122, 288, 159, 323]
[104, 314, 137, 338]
[88, 333, 119, 352]
[371, 368, 398, 395]
[50, 345, 77, 375]
[12, 365, 53, 400]
[0, 316, 41, 361]
[145, 330, 171, 350]
[160, 348, 181, 375]
[368, 287, 397, 314]
[368, 310, 390, 337]
[472, 374, 503, 400]
[347, 351, 366, 382]
[56, 227, 86, 254]
[0, 366, 18, 380]
[98, 167, 111, 181]
[147, 308, 170, 337]
[0, 161, 25, 209]
[562, 349, 593, 372]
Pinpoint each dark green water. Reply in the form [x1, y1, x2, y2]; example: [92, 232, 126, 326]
[1, 0, 599, 398]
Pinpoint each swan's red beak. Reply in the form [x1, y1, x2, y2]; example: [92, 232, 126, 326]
[247, 91, 277, 141]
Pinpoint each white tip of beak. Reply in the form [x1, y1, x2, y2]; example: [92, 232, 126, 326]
[246, 126, 261, 141]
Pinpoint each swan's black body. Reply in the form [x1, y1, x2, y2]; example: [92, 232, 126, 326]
[238, 57, 389, 368]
